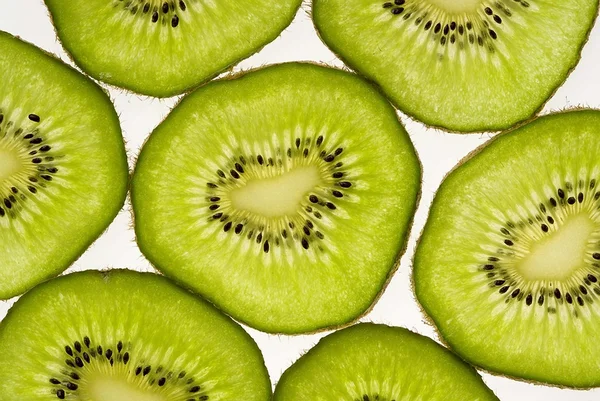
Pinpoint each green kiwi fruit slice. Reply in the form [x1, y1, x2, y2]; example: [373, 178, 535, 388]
[43, 0, 302, 97]
[131, 62, 421, 334]
[274, 323, 499, 401]
[415, 109, 600, 387]
[0, 269, 271, 400]
[312, 0, 599, 132]
[0, 32, 128, 299]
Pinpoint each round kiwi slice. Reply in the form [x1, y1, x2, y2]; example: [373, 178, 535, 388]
[312, 0, 599, 132]
[0, 269, 271, 400]
[0, 32, 128, 299]
[274, 323, 499, 401]
[415, 109, 600, 387]
[43, 0, 302, 97]
[131, 62, 421, 334]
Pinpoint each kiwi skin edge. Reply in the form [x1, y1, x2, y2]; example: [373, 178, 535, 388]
[310, 4, 600, 134]
[410, 107, 600, 389]
[130, 62, 423, 335]
[42, 2, 303, 98]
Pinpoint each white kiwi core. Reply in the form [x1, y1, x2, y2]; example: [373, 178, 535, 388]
[83, 374, 167, 401]
[229, 165, 322, 218]
[427, 0, 482, 13]
[0, 148, 22, 181]
[517, 213, 597, 281]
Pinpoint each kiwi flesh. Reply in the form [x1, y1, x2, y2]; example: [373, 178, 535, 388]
[43, 0, 302, 97]
[0, 32, 128, 299]
[274, 323, 499, 401]
[131, 62, 421, 334]
[414, 110, 600, 387]
[312, 0, 599, 132]
[0, 269, 271, 400]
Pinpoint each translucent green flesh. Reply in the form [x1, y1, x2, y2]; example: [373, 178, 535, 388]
[0, 32, 128, 299]
[274, 323, 499, 401]
[132, 63, 421, 333]
[44, 0, 302, 97]
[313, 0, 598, 132]
[414, 110, 600, 387]
[0, 270, 271, 401]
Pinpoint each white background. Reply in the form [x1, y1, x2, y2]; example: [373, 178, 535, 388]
[1, 1, 600, 400]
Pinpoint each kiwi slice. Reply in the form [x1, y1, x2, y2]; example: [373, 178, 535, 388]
[312, 0, 598, 132]
[274, 323, 499, 401]
[0, 269, 271, 400]
[414, 109, 600, 387]
[131, 62, 421, 334]
[0, 32, 128, 299]
[43, 0, 302, 97]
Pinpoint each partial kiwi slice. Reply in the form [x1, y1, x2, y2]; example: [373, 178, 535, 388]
[0, 269, 271, 400]
[43, 0, 302, 97]
[0, 32, 128, 299]
[132, 62, 421, 334]
[312, 0, 598, 132]
[415, 110, 600, 387]
[274, 323, 499, 401]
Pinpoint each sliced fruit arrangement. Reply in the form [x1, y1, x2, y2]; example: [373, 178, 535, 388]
[274, 323, 499, 401]
[0, 32, 128, 299]
[43, 0, 302, 97]
[312, 0, 599, 132]
[0, 269, 271, 401]
[415, 110, 600, 387]
[132, 63, 421, 334]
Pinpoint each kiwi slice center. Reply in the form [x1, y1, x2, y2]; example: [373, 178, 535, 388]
[84, 374, 166, 401]
[517, 213, 596, 281]
[0, 148, 22, 181]
[427, 0, 481, 14]
[229, 165, 322, 218]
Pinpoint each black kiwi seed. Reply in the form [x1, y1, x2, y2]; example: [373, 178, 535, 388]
[566, 293, 573, 304]
[171, 15, 179, 27]
[554, 288, 562, 299]
[56, 389, 65, 399]
[28, 113, 40, 122]
[152, 11, 159, 22]
[162, 2, 169, 12]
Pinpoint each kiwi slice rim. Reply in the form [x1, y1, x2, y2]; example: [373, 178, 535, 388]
[43, 0, 303, 97]
[274, 322, 499, 401]
[131, 61, 422, 334]
[413, 108, 600, 388]
[0, 31, 129, 299]
[0, 268, 272, 401]
[311, 0, 600, 133]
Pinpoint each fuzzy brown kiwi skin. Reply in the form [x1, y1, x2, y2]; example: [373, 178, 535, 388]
[43, 2, 303, 98]
[310, 2, 600, 134]
[410, 108, 600, 389]
[130, 61, 423, 335]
